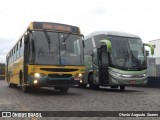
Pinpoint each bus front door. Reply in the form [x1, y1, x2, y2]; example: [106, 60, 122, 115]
[99, 45, 109, 85]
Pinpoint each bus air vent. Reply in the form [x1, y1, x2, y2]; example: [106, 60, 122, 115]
[40, 68, 78, 72]
[48, 74, 72, 78]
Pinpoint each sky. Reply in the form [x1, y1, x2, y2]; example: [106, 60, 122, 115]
[0, 0, 160, 63]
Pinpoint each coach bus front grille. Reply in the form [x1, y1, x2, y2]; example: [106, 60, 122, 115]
[47, 80, 72, 86]
[48, 74, 72, 78]
[40, 68, 78, 72]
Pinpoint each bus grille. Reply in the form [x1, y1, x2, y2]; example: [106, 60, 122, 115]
[48, 74, 72, 78]
[40, 68, 78, 72]
[47, 80, 72, 86]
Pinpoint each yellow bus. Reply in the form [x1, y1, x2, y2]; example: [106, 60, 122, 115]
[6, 22, 85, 93]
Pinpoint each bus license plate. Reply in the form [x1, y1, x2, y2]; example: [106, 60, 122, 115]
[129, 80, 136, 84]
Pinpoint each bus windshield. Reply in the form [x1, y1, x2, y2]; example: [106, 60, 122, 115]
[108, 36, 146, 70]
[32, 31, 83, 65]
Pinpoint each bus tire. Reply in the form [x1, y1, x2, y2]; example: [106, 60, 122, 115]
[89, 74, 99, 89]
[59, 87, 69, 93]
[20, 74, 30, 93]
[9, 83, 14, 88]
[21, 83, 30, 93]
[8, 76, 13, 88]
[120, 86, 125, 91]
[111, 85, 118, 89]
[78, 84, 87, 88]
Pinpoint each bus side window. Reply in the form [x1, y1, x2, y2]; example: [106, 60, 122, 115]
[20, 39, 22, 56]
[8, 53, 11, 64]
[15, 47, 17, 60]
[12, 49, 14, 62]
[11, 50, 13, 63]
[20, 37, 24, 56]
[9, 53, 11, 64]
[13, 47, 16, 61]
[16, 43, 19, 59]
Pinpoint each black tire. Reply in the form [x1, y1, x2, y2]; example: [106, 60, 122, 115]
[21, 81, 30, 93]
[56, 87, 69, 93]
[20, 73, 30, 93]
[120, 86, 125, 91]
[111, 86, 118, 89]
[8, 76, 13, 88]
[89, 74, 99, 89]
[78, 84, 87, 88]
[8, 83, 14, 88]
[93, 85, 99, 89]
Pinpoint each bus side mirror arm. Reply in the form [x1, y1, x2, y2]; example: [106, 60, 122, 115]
[143, 43, 154, 56]
[100, 39, 112, 53]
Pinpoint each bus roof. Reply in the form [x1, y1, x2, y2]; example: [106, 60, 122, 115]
[84, 31, 141, 40]
[28, 22, 81, 34]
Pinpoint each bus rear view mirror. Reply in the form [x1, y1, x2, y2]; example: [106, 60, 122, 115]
[99, 45, 109, 67]
[90, 53, 94, 57]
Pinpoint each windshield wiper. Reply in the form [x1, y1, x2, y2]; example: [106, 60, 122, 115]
[62, 34, 71, 50]
[64, 34, 70, 42]
[43, 30, 51, 53]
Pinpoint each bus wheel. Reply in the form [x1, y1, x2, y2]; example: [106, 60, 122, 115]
[56, 87, 69, 93]
[111, 86, 118, 89]
[78, 84, 87, 88]
[21, 80, 30, 93]
[89, 74, 99, 89]
[8, 77, 13, 88]
[120, 86, 125, 91]
[9, 83, 14, 88]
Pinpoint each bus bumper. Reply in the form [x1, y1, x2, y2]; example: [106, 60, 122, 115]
[108, 68, 148, 86]
[27, 76, 81, 87]
[109, 74, 148, 85]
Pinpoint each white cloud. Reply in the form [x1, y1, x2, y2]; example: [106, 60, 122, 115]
[0, 0, 160, 62]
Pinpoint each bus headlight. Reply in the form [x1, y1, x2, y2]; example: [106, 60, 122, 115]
[74, 73, 84, 80]
[35, 73, 40, 78]
[33, 80, 38, 84]
[31, 73, 46, 78]
[78, 73, 83, 77]
[110, 70, 122, 77]
[121, 74, 132, 78]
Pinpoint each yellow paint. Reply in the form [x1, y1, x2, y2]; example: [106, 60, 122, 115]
[7, 55, 85, 85]
[7, 56, 23, 85]
[28, 65, 85, 77]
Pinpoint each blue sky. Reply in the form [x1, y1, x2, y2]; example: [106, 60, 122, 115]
[0, 0, 160, 62]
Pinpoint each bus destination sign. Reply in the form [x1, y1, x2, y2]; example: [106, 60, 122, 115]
[31, 22, 80, 34]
